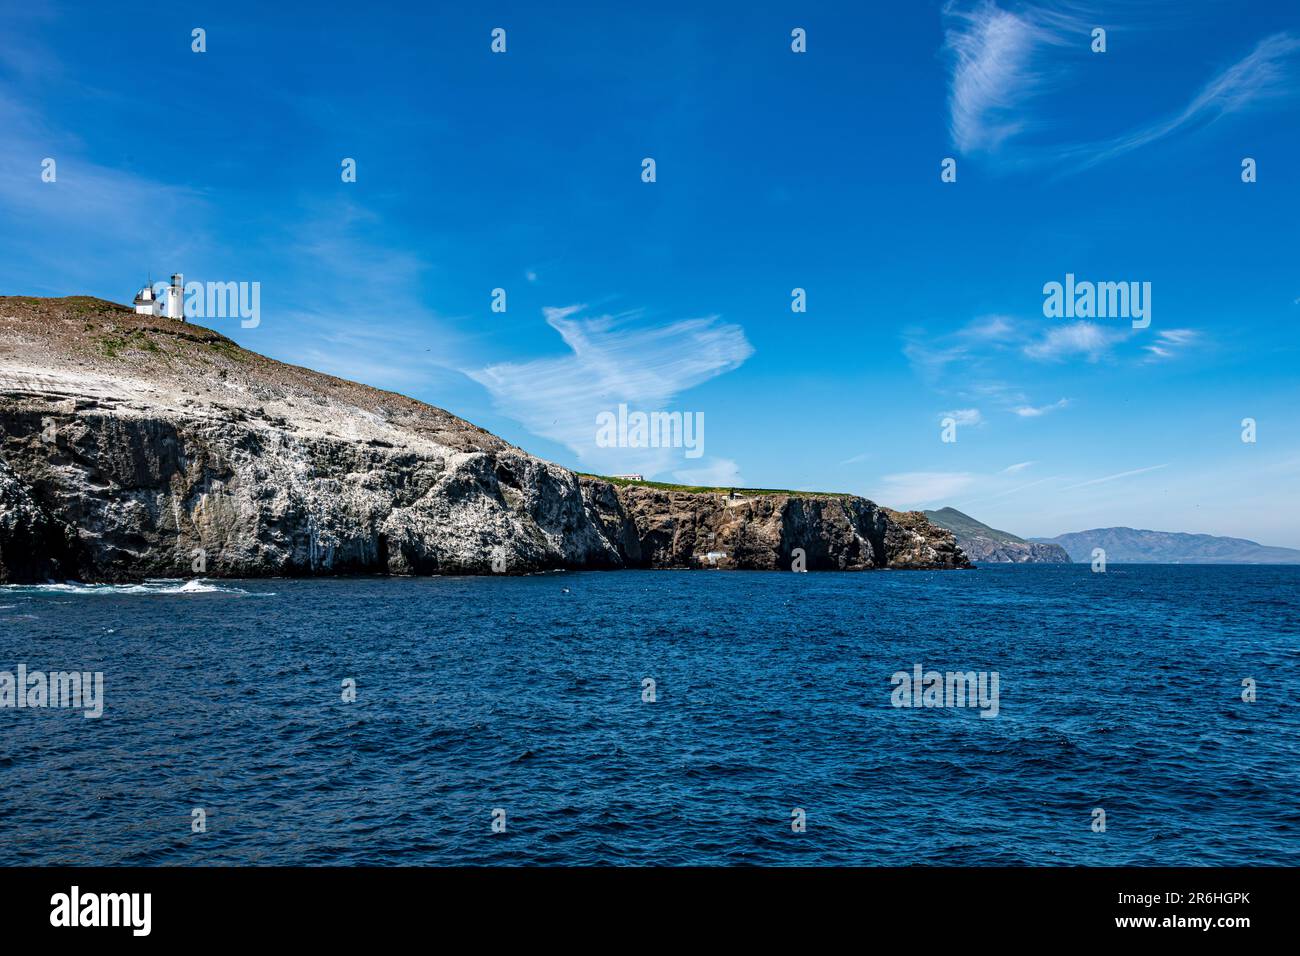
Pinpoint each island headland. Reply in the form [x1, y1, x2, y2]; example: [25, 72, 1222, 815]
[0, 297, 969, 582]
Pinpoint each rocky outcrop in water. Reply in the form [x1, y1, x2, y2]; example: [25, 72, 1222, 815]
[0, 297, 969, 582]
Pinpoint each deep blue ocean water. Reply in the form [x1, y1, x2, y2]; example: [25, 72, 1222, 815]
[1, 564, 1296, 866]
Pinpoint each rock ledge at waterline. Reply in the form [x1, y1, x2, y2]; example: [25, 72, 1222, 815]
[0, 297, 969, 582]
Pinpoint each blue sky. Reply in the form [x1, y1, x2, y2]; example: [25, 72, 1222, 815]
[2, 1, 1298, 543]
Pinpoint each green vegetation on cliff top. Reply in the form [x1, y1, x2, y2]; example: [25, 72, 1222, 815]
[580, 474, 853, 498]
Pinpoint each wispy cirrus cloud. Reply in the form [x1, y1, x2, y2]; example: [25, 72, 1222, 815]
[1013, 398, 1070, 417]
[674, 457, 744, 487]
[1023, 321, 1130, 362]
[906, 309, 1195, 439]
[905, 314, 1079, 420]
[1060, 462, 1169, 491]
[875, 471, 977, 509]
[967, 474, 1063, 503]
[1064, 32, 1300, 170]
[467, 305, 753, 475]
[940, 407, 984, 427]
[942, 1, 1083, 154]
[963, 314, 1018, 341]
[943, 2, 1300, 171]
[1142, 328, 1199, 362]
[903, 314, 1022, 388]
[0, 87, 210, 290]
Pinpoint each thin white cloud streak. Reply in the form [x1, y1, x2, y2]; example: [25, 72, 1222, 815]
[467, 305, 753, 474]
[1014, 398, 1070, 417]
[966, 474, 1062, 503]
[1002, 460, 1037, 473]
[1060, 463, 1169, 491]
[1143, 328, 1199, 362]
[1065, 32, 1300, 170]
[964, 314, 1018, 340]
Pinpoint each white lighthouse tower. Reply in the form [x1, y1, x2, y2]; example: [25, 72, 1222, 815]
[164, 273, 185, 321]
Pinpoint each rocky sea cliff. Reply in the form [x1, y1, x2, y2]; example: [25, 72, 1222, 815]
[0, 297, 969, 582]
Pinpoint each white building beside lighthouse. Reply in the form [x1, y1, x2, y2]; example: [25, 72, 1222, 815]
[132, 283, 158, 315]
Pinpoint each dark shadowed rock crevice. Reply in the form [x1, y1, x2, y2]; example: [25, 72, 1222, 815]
[0, 296, 969, 582]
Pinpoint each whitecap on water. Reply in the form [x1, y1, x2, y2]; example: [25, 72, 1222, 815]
[0, 579, 265, 596]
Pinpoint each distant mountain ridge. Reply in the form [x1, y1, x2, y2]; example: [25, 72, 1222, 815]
[1033, 527, 1300, 564]
[923, 507, 1071, 564]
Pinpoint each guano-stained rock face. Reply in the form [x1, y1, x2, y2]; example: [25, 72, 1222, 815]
[0, 296, 969, 582]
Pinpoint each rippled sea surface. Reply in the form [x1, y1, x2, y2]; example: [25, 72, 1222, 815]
[1, 565, 1297, 866]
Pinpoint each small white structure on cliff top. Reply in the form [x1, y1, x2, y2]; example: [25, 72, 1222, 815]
[132, 284, 157, 315]
[133, 274, 185, 321]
